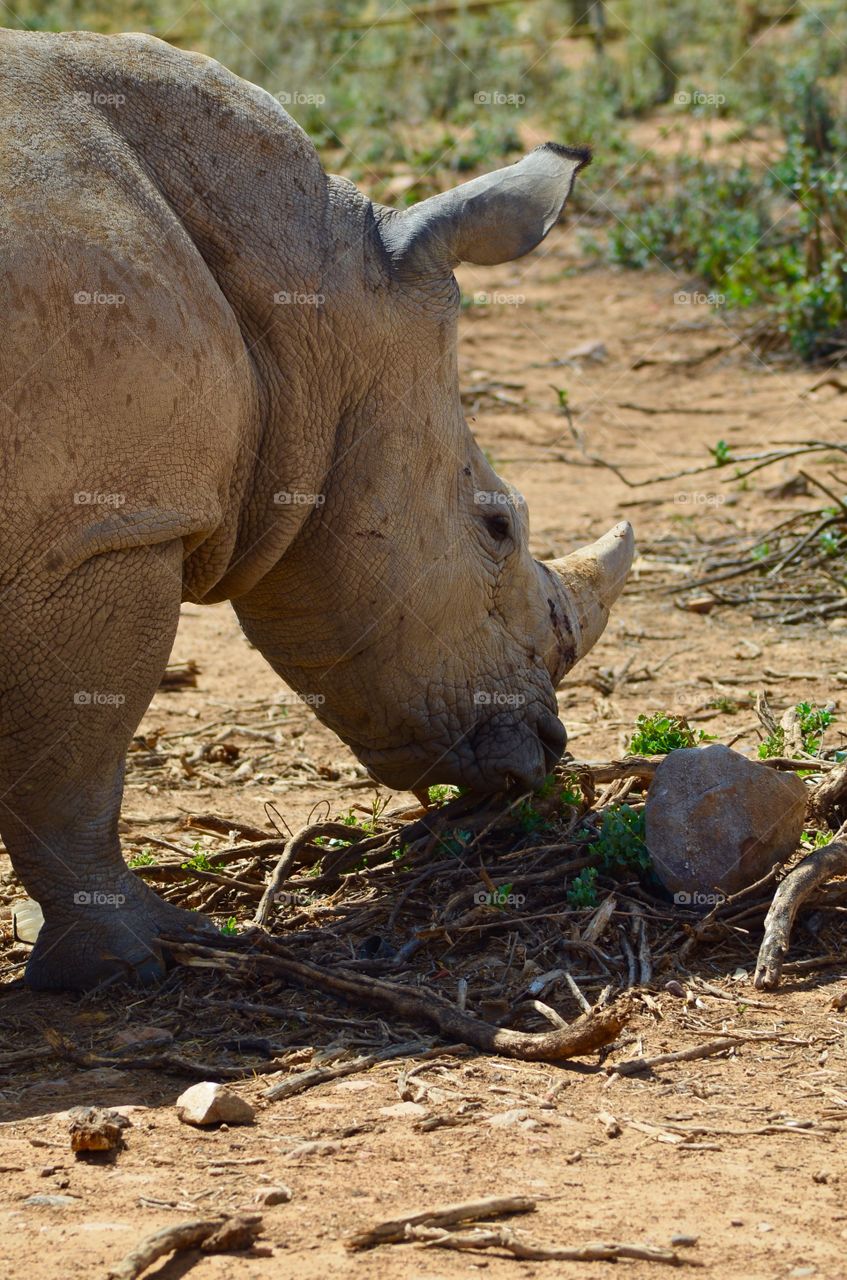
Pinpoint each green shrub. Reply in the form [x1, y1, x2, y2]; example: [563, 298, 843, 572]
[594, 804, 651, 872]
[567, 866, 599, 908]
[628, 713, 699, 755]
[758, 702, 835, 759]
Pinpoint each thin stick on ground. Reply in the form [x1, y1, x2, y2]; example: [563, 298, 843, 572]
[346, 1195, 536, 1249]
[252, 822, 368, 927]
[632, 903, 653, 985]
[807, 759, 847, 823]
[264, 1040, 427, 1101]
[608, 1036, 742, 1076]
[408, 1224, 689, 1265]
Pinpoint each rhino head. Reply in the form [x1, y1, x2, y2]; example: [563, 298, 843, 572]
[237, 144, 634, 795]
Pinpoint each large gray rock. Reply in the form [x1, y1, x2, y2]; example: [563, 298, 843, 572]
[645, 745, 807, 907]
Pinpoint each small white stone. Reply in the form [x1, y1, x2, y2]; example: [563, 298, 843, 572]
[487, 1109, 539, 1130]
[253, 1184, 293, 1206]
[24, 1194, 80, 1207]
[377, 1101, 429, 1119]
[176, 1081, 255, 1127]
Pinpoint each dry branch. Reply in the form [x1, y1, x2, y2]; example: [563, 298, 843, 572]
[609, 1036, 741, 1076]
[106, 1214, 262, 1280]
[252, 821, 368, 926]
[408, 1224, 689, 1264]
[807, 760, 847, 823]
[158, 659, 199, 690]
[347, 1195, 536, 1249]
[575, 756, 659, 785]
[755, 823, 847, 989]
[165, 935, 631, 1064]
[181, 813, 277, 842]
[264, 1040, 424, 1101]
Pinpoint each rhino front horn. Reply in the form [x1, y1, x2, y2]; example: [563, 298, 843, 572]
[545, 521, 635, 664]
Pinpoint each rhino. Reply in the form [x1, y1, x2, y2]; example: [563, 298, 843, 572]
[0, 29, 634, 990]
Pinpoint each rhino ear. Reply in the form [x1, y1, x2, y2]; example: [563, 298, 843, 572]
[379, 143, 590, 278]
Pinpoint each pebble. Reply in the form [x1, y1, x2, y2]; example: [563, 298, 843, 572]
[112, 1025, 173, 1050]
[378, 1102, 428, 1119]
[24, 1194, 80, 1208]
[487, 1109, 540, 1130]
[69, 1106, 130, 1154]
[75, 1068, 129, 1088]
[176, 1082, 255, 1127]
[253, 1184, 293, 1207]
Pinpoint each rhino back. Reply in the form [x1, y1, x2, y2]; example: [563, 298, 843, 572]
[0, 30, 334, 600]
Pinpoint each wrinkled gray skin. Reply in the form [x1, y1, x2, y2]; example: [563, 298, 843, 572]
[0, 29, 634, 990]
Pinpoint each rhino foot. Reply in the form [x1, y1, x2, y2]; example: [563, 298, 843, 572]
[25, 881, 211, 992]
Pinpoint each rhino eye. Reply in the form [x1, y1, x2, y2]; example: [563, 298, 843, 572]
[483, 511, 511, 542]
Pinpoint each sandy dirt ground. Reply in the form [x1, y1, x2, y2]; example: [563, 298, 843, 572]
[2, 212, 847, 1279]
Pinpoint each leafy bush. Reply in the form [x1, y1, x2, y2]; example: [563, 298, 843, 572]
[594, 804, 651, 872]
[758, 702, 835, 759]
[128, 848, 155, 867]
[628, 713, 700, 755]
[567, 866, 599, 908]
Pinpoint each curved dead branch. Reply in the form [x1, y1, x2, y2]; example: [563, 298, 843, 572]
[754, 822, 847, 990]
[164, 934, 630, 1064]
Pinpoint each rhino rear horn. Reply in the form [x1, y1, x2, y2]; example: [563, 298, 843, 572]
[379, 143, 590, 278]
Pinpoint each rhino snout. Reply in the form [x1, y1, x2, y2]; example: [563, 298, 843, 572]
[535, 709, 567, 773]
[350, 702, 566, 796]
[461, 704, 567, 794]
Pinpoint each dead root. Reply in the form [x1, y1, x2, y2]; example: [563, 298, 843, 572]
[346, 1194, 691, 1264]
[407, 1225, 690, 1264]
[164, 933, 631, 1064]
[347, 1194, 535, 1248]
[106, 1214, 263, 1280]
[754, 822, 847, 989]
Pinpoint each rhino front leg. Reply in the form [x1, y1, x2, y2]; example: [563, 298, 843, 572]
[0, 541, 204, 990]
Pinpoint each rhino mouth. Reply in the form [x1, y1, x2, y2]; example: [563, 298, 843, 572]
[354, 708, 567, 796]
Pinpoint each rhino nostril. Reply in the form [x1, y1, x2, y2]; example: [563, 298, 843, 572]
[536, 712, 566, 770]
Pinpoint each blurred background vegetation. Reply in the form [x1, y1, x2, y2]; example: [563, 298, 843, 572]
[7, 0, 847, 362]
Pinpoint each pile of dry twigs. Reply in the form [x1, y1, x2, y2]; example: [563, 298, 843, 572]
[612, 440, 847, 623]
[25, 749, 836, 1076]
